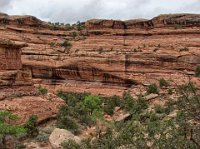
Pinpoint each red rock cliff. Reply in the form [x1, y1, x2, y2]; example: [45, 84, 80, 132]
[0, 13, 200, 96]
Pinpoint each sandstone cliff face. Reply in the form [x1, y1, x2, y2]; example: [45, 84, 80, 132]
[0, 13, 200, 97]
[0, 39, 34, 99]
[0, 40, 25, 70]
[0, 13, 46, 27]
[0, 38, 64, 124]
[86, 14, 200, 30]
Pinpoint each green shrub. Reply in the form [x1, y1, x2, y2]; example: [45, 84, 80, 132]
[103, 95, 121, 115]
[56, 106, 81, 134]
[0, 111, 26, 137]
[71, 32, 78, 39]
[57, 90, 67, 101]
[122, 91, 135, 112]
[24, 115, 38, 137]
[58, 85, 200, 148]
[175, 25, 184, 29]
[37, 85, 48, 95]
[164, 100, 175, 114]
[147, 84, 159, 94]
[179, 47, 189, 52]
[159, 78, 169, 87]
[62, 139, 81, 149]
[195, 65, 200, 77]
[75, 49, 80, 53]
[133, 96, 148, 114]
[154, 105, 165, 114]
[83, 95, 103, 119]
[97, 47, 103, 54]
[36, 132, 49, 142]
[168, 88, 173, 95]
[153, 48, 159, 52]
[76, 21, 85, 31]
[103, 100, 115, 115]
[61, 40, 72, 49]
[50, 42, 56, 48]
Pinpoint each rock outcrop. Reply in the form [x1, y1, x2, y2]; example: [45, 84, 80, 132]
[0, 13, 46, 27]
[0, 39, 64, 124]
[86, 14, 200, 30]
[0, 39, 34, 99]
[49, 128, 81, 149]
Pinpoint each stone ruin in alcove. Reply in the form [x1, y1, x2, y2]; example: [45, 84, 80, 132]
[0, 39, 35, 99]
[0, 39, 26, 70]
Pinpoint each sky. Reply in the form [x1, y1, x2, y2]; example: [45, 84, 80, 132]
[0, 0, 200, 23]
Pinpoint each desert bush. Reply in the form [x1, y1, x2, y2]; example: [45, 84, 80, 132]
[159, 78, 169, 87]
[71, 32, 78, 39]
[56, 106, 81, 134]
[154, 105, 165, 114]
[37, 85, 48, 95]
[24, 115, 39, 137]
[168, 88, 173, 95]
[61, 83, 200, 148]
[153, 48, 159, 52]
[97, 47, 103, 54]
[50, 42, 56, 48]
[122, 91, 135, 112]
[36, 132, 49, 142]
[76, 21, 85, 31]
[195, 65, 200, 77]
[103, 95, 121, 115]
[61, 40, 72, 49]
[164, 99, 175, 115]
[62, 139, 81, 149]
[179, 47, 189, 52]
[147, 84, 159, 94]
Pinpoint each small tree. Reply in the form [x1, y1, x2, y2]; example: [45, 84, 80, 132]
[83, 95, 102, 118]
[24, 115, 39, 137]
[0, 111, 26, 139]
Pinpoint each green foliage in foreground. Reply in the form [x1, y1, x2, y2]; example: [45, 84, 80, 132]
[0, 111, 26, 138]
[61, 82, 200, 149]
[56, 92, 99, 134]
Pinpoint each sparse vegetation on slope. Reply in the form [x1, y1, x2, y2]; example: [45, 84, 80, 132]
[61, 82, 200, 149]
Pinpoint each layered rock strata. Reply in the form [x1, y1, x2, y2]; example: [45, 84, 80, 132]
[0, 13, 199, 96]
[0, 39, 34, 99]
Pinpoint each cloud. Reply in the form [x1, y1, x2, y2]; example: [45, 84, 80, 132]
[1, 0, 200, 23]
[0, 0, 12, 11]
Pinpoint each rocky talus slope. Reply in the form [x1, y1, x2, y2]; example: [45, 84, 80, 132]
[0, 13, 200, 123]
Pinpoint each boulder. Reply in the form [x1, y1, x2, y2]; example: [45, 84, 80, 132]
[145, 94, 159, 100]
[3, 135, 16, 149]
[49, 128, 81, 149]
[115, 113, 131, 122]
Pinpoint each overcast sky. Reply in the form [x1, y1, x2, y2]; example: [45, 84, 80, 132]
[0, 0, 200, 23]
